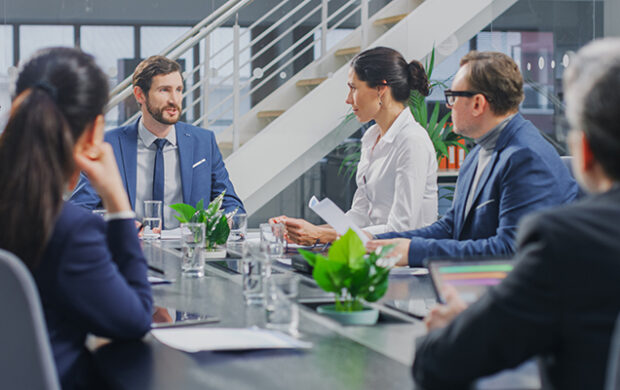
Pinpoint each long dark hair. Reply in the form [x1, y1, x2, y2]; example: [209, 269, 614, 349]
[351, 46, 430, 102]
[0, 47, 108, 268]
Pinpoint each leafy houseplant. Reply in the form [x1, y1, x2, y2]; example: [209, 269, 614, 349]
[170, 192, 231, 254]
[298, 229, 395, 325]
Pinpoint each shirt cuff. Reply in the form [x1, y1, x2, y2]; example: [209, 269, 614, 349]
[104, 210, 136, 221]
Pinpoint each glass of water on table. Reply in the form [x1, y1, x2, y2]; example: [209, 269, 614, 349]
[142, 200, 162, 240]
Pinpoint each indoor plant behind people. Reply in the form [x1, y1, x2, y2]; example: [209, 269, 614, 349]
[298, 229, 396, 325]
[170, 192, 231, 258]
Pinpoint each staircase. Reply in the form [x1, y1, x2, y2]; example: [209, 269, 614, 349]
[105, 0, 518, 216]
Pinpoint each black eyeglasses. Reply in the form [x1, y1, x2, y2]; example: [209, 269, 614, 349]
[444, 90, 488, 107]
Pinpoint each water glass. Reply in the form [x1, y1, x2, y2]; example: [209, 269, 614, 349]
[143, 200, 162, 240]
[181, 222, 205, 278]
[260, 222, 284, 260]
[241, 255, 267, 306]
[227, 212, 247, 256]
[265, 274, 300, 335]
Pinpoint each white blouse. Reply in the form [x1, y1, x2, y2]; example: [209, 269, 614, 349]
[345, 108, 438, 234]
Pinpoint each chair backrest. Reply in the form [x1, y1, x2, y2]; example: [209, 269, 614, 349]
[0, 249, 60, 390]
[606, 313, 620, 390]
[560, 155, 586, 199]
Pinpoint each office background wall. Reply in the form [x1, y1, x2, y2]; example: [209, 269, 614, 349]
[0, 0, 616, 226]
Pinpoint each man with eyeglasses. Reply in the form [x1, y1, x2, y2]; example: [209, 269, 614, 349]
[367, 51, 578, 266]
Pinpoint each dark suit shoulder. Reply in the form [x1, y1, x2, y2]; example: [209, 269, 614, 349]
[175, 121, 216, 139]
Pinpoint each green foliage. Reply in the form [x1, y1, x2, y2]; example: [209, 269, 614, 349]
[298, 229, 394, 312]
[170, 192, 231, 249]
[408, 47, 468, 163]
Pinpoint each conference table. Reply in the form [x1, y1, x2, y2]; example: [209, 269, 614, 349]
[93, 239, 540, 390]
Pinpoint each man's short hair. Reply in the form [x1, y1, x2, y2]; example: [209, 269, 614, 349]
[132, 56, 182, 93]
[459, 51, 524, 115]
[564, 38, 620, 181]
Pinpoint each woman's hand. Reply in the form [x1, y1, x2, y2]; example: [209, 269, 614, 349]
[366, 238, 410, 266]
[424, 285, 468, 331]
[281, 217, 322, 246]
[74, 141, 131, 214]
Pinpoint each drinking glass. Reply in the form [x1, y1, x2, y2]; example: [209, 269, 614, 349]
[265, 274, 300, 335]
[143, 200, 162, 240]
[180, 222, 205, 278]
[241, 254, 267, 306]
[227, 212, 247, 256]
[260, 222, 284, 260]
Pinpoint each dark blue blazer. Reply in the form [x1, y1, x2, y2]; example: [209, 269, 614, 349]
[33, 202, 152, 389]
[69, 119, 245, 213]
[413, 185, 620, 390]
[378, 113, 578, 266]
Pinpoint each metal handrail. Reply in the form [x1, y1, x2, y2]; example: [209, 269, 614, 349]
[105, 0, 254, 113]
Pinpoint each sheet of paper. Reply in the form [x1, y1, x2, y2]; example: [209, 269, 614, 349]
[151, 327, 312, 352]
[160, 228, 181, 240]
[307, 196, 368, 244]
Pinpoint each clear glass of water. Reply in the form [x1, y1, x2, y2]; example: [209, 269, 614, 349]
[143, 200, 162, 240]
[241, 254, 267, 306]
[260, 222, 284, 260]
[227, 212, 247, 256]
[265, 274, 300, 336]
[180, 222, 205, 278]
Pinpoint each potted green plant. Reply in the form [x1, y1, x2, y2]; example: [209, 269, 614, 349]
[170, 192, 231, 258]
[298, 229, 395, 325]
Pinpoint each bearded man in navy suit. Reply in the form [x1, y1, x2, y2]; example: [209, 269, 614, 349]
[70, 56, 244, 227]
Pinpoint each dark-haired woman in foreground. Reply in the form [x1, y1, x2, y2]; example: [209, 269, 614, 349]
[272, 46, 438, 245]
[0, 47, 152, 389]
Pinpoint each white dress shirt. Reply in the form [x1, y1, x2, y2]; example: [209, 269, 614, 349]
[135, 119, 184, 228]
[345, 108, 438, 234]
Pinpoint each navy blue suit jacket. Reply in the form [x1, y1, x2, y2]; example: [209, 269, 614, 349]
[33, 202, 152, 389]
[69, 119, 245, 213]
[377, 114, 578, 266]
[413, 185, 620, 389]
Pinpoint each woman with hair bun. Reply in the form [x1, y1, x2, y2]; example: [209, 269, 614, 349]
[0, 47, 152, 389]
[273, 46, 438, 245]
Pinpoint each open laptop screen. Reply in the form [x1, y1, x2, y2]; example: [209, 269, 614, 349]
[427, 258, 515, 304]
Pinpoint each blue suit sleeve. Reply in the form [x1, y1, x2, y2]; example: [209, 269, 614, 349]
[376, 209, 455, 240]
[209, 133, 245, 213]
[56, 216, 152, 339]
[68, 172, 103, 211]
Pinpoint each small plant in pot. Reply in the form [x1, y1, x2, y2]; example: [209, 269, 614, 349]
[170, 192, 231, 258]
[298, 229, 396, 325]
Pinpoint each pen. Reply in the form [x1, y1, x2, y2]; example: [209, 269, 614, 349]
[137, 222, 145, 232]
[148, 265, 165, 275]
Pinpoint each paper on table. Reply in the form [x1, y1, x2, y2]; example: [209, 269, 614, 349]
[160, 228, 182, 240]
[151, 327, 312, 352]
[307, 195, 368, 244]
[148, 276, 173, 285]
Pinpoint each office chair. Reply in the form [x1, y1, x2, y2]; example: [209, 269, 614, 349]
[606, 313, 620, 390]
[0, 249, 60, 390]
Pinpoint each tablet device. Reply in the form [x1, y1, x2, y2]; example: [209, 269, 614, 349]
[427, 257, 515, 304]
[151, 306, 220, 329]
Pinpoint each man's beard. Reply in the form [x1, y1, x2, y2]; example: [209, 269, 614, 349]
[146, 98, 181, 125]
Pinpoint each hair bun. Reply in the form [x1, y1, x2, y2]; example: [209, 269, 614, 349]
[408, 60, 430, 97]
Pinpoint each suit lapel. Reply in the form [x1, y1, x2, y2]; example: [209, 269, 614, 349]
[453, 147, 478, 238]
[176, 123, 194, 204]
[119, 121, 139, 209]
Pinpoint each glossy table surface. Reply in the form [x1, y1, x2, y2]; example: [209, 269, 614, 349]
[93, 240, 539, 390]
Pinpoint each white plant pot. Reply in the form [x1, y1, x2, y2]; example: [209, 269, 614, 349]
[204, 248, 227, 259]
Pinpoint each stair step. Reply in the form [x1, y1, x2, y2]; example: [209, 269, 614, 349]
[296, 77, 328, 87]
[373, 13, 408, 26]
[334, 46, 361, 57]
[257, 110, 285, 119]
[218, 141, 234, 158]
